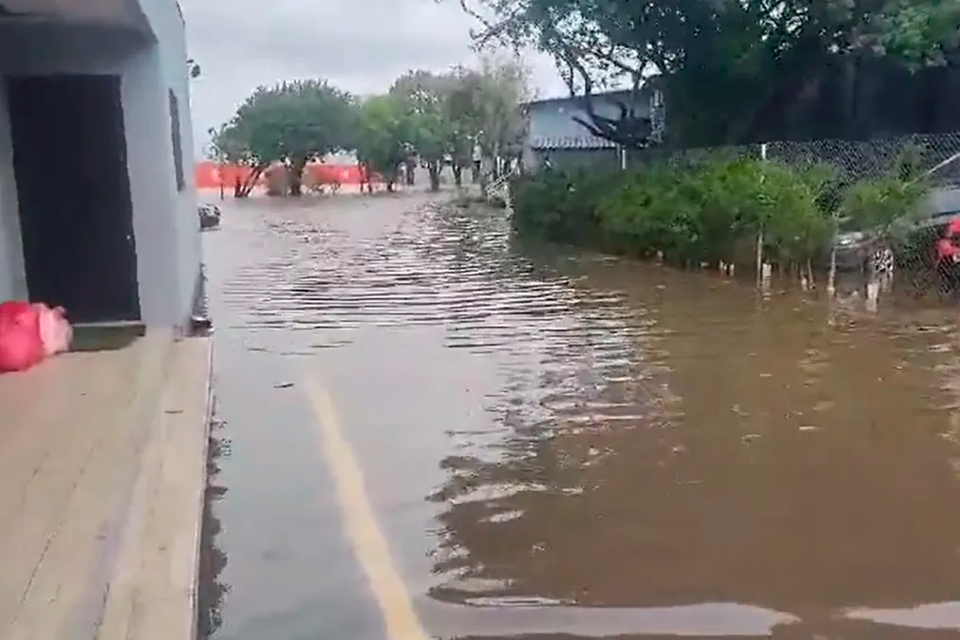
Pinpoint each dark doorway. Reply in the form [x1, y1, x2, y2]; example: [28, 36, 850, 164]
[6, 74, 140, 323]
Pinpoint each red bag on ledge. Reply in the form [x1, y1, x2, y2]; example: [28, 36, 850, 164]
[0, 301, 44, 373]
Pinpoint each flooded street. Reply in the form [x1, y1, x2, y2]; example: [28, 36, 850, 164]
[203, 192, 960, 639]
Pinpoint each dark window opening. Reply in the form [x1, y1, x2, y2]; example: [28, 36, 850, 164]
[169, 89, 185, 191]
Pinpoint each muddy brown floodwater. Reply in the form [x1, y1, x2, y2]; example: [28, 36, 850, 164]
[201, 191, 960, 640]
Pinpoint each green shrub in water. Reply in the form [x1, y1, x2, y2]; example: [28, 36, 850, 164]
[510, 168, 621, 244]
[511, 156, 841, 271]
[839, 174, 930, 246]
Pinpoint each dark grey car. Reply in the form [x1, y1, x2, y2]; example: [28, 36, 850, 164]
[832, 186, 960, 271]
[833, 229, 873, 271]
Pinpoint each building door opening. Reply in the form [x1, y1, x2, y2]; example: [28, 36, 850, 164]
[6, 73, 140, 324]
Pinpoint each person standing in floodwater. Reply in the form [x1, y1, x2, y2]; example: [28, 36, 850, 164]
[358, 161, 374, 194]
[471, 142, 482, 182]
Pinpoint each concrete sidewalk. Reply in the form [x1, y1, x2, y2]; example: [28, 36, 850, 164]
[0, 330, 213, 640]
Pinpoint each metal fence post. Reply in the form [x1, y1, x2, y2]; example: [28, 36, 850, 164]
[757, 143, 769, 289]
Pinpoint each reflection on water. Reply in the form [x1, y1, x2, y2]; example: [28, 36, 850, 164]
[198, 406, 230, 638]
[205, 194, 960, 639]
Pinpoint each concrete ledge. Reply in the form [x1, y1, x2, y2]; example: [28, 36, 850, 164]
[0, 330, 176, 639]
[95, 334, 213, 640]
[0, 327, 213, 639]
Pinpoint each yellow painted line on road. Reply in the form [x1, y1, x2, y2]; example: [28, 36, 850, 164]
[303, 375, 431, 640]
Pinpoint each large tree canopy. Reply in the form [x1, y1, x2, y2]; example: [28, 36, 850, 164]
[444, 57, 531, 185]
[459, 57, 531, 160]
[353, 94, 417, 191]
[390, 70, 456, 190]
[214, 79, 355, 196]
[453, 0, 960, 147]
[368, 58, 530, 190]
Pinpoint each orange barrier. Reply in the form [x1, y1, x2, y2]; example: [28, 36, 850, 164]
[195, 161, 372, 189]
[195, 162, 255, 189]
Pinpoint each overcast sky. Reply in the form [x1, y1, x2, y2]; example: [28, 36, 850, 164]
[181, 0, 569, 157]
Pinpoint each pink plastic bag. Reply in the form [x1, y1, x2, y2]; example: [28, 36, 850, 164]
[0, 301, 72, 373]
[35, 304, 72, 357]
[0, 301, 44, 373]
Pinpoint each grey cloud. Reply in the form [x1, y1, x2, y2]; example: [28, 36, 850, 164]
[182, 0, 566, 156]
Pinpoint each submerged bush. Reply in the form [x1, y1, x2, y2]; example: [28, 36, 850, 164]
[510, 168, 621, 245]
[839, 174, 930, 246]
[510, 157, 846, 271]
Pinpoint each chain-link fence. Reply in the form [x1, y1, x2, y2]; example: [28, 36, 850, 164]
[771, 134, 960, 303]
[529, 132, 960, 302]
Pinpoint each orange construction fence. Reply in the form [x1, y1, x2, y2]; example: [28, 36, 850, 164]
[195, 161, 372, 189]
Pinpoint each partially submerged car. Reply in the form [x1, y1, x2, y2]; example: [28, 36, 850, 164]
[832, 186, 960, 271]
[912, 186, 960, 235]
[833, 228, 875, 271]
[199, 203, 222, 230]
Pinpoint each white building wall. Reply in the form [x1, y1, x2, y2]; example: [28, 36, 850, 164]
[0, 16, 200, 326]
[120, 44, 184, 324]
[136, 0, 202, 320]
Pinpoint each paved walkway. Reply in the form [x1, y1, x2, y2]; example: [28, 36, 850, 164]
[0, 330, 212, 640]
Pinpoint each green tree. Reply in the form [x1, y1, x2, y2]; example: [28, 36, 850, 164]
[390, 70, 455, 191]
[216, 79, 355, 197]
[452, 0, 960, 147]
[383, 62, 531, 191]
[517, 155, 840, 283]
[840, 174, 931, 244]
[209, 121, 264, 198]
[440, 66, 485, 187]
[444, 57, 531, 187]
[354, 94, 416, 192]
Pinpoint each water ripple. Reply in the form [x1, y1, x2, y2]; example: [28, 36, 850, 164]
[206, 194, 960, 638]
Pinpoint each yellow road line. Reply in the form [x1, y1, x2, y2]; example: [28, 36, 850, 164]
[303, 376, 431, 640]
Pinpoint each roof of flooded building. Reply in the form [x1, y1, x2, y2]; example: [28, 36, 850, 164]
[523, 86, 655, 108]
[529, 134, 620, 150]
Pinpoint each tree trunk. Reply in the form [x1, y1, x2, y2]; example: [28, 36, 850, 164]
[288, 159, 308, 197]
[428, 162, 441, 192]
[237, 163, 267, 198]
[755, 227, 764, 286]
[387, 166, 401, 192]
[452, 164, 463, 188]
[827, 242, 838, 297]
[842, 52, 860, 137]
[405, 159, 416, 186]
[478, 156, 490, 196]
